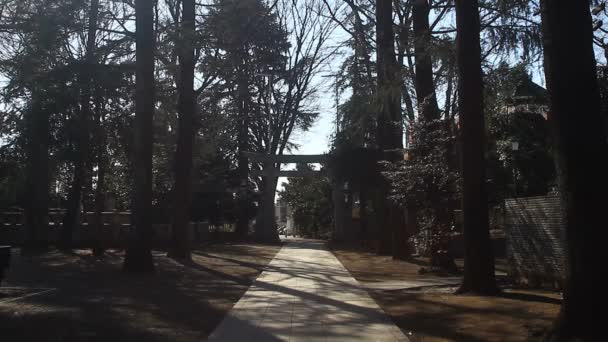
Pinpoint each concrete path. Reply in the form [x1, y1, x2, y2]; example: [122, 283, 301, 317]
[360, 277, 462, 291]
[208, 239, 410, 342]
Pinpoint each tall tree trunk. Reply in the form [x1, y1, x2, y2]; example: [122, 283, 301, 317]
[412, 0, 456, 264]
[412, 0, 440, 121]
[454, 0, 498, 295]
[375, 0, 403, 150]
[93, 150, 106, 257]
[93, 97, 106, 257]
[540, 1, 606, 340]
[236, 72, 250, 238]
[169, 0, 196, 261]
[375, 0, 405, 257]
[395, 8, 416, 124]
[24, 97, 50, 251]
[60, 0, 99, 249]
[124, 0, 156, 273]
[444, 62, 455, 119]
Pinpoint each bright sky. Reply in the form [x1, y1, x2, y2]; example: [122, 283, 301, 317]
[291, 96, 335, 155]
[276, 82, 336, 192]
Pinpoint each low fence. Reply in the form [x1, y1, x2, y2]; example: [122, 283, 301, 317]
[0, 210, 236, 247]
[504, 195, 566, 288]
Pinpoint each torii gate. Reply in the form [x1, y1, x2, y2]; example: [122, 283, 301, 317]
[242, 152, 346, 242]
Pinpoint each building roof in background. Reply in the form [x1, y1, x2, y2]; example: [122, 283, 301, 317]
[511, 75, 548, 103]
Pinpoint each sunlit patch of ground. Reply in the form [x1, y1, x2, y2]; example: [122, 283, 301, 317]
[332, 244, 561, 342]
[0, 243, 281, 342]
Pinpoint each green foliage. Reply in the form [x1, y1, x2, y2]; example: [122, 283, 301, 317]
[479, 0, 543, 64]
[202, 0, 289, 73]
[327, 135, 381, 191]
[485, 64, 555, 200]
[384, 120, 459, 207]
[487, 110, 555, 197]
[279, 165, 333, 239]
[200, 0, 291, 155]
[0, 146, 25, 209]
[0, 0, 137, 212]
[382, 119, 460, 256]
[331, 1, 377, 147]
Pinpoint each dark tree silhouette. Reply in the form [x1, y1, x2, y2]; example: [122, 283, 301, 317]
[60, 0, 99, 249]
[24, 96, 50, 251]
[454, 0, 498, 295]
[124, 0, 155, 273]
[412, 0, 440, 121]
[410, 0, 458, 265]
[92, 94, 106, 257]
[375, 0, 405, 257]
[235, 70, 250, 239]
[168, 0, 196, 260]
[540, 1, 606, 340]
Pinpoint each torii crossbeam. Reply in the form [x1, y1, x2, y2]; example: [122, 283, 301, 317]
[242, 152, 345, 242]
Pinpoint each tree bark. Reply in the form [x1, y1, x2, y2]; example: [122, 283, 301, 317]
[124, 0, 156, 273]
[540, 1, 606, 340]
[60, 0, 99, 249]
[395, 8, 416, 124]
[375, 0, 405, 257]
[411, 0, 452, 261]
[375, 0, 403, 150]
[236, 72, 250, 238]
[412, 0, 440, 121]
[24, 97, 50, 251]
[454, 0, 498, 295]
[92, 93, 106, 257]
[169, 0, 196, 261]
[93, 142, 106, 257]
[444, 62, 455, 120]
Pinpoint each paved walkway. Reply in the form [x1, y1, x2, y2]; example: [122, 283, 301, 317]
[208, 239, 410, 342]
[360, 277, 462, 291]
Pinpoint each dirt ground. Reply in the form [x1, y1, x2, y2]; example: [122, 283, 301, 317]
[332, 245, 561, 342]
[0, 243, 281, 342]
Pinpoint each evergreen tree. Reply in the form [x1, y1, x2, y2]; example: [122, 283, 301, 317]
[124, 0, 156, 273]
[168, 0, 197, 260]
[455, 0, 499, 295]
[540, 1, 607, 339]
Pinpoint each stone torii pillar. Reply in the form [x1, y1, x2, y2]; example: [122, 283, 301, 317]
[331, 181, 346, 241]
[243, 152, 329, 243]
[255, 160, 279, 243]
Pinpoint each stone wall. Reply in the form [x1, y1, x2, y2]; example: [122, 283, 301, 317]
[504, 195, 566, 288]
[0, 211, 229, 247]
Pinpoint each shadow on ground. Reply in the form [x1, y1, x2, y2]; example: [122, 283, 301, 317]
[331, 243, 561, 342]
[370, 289, 559, 342]
[0, 243, 280, 342]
